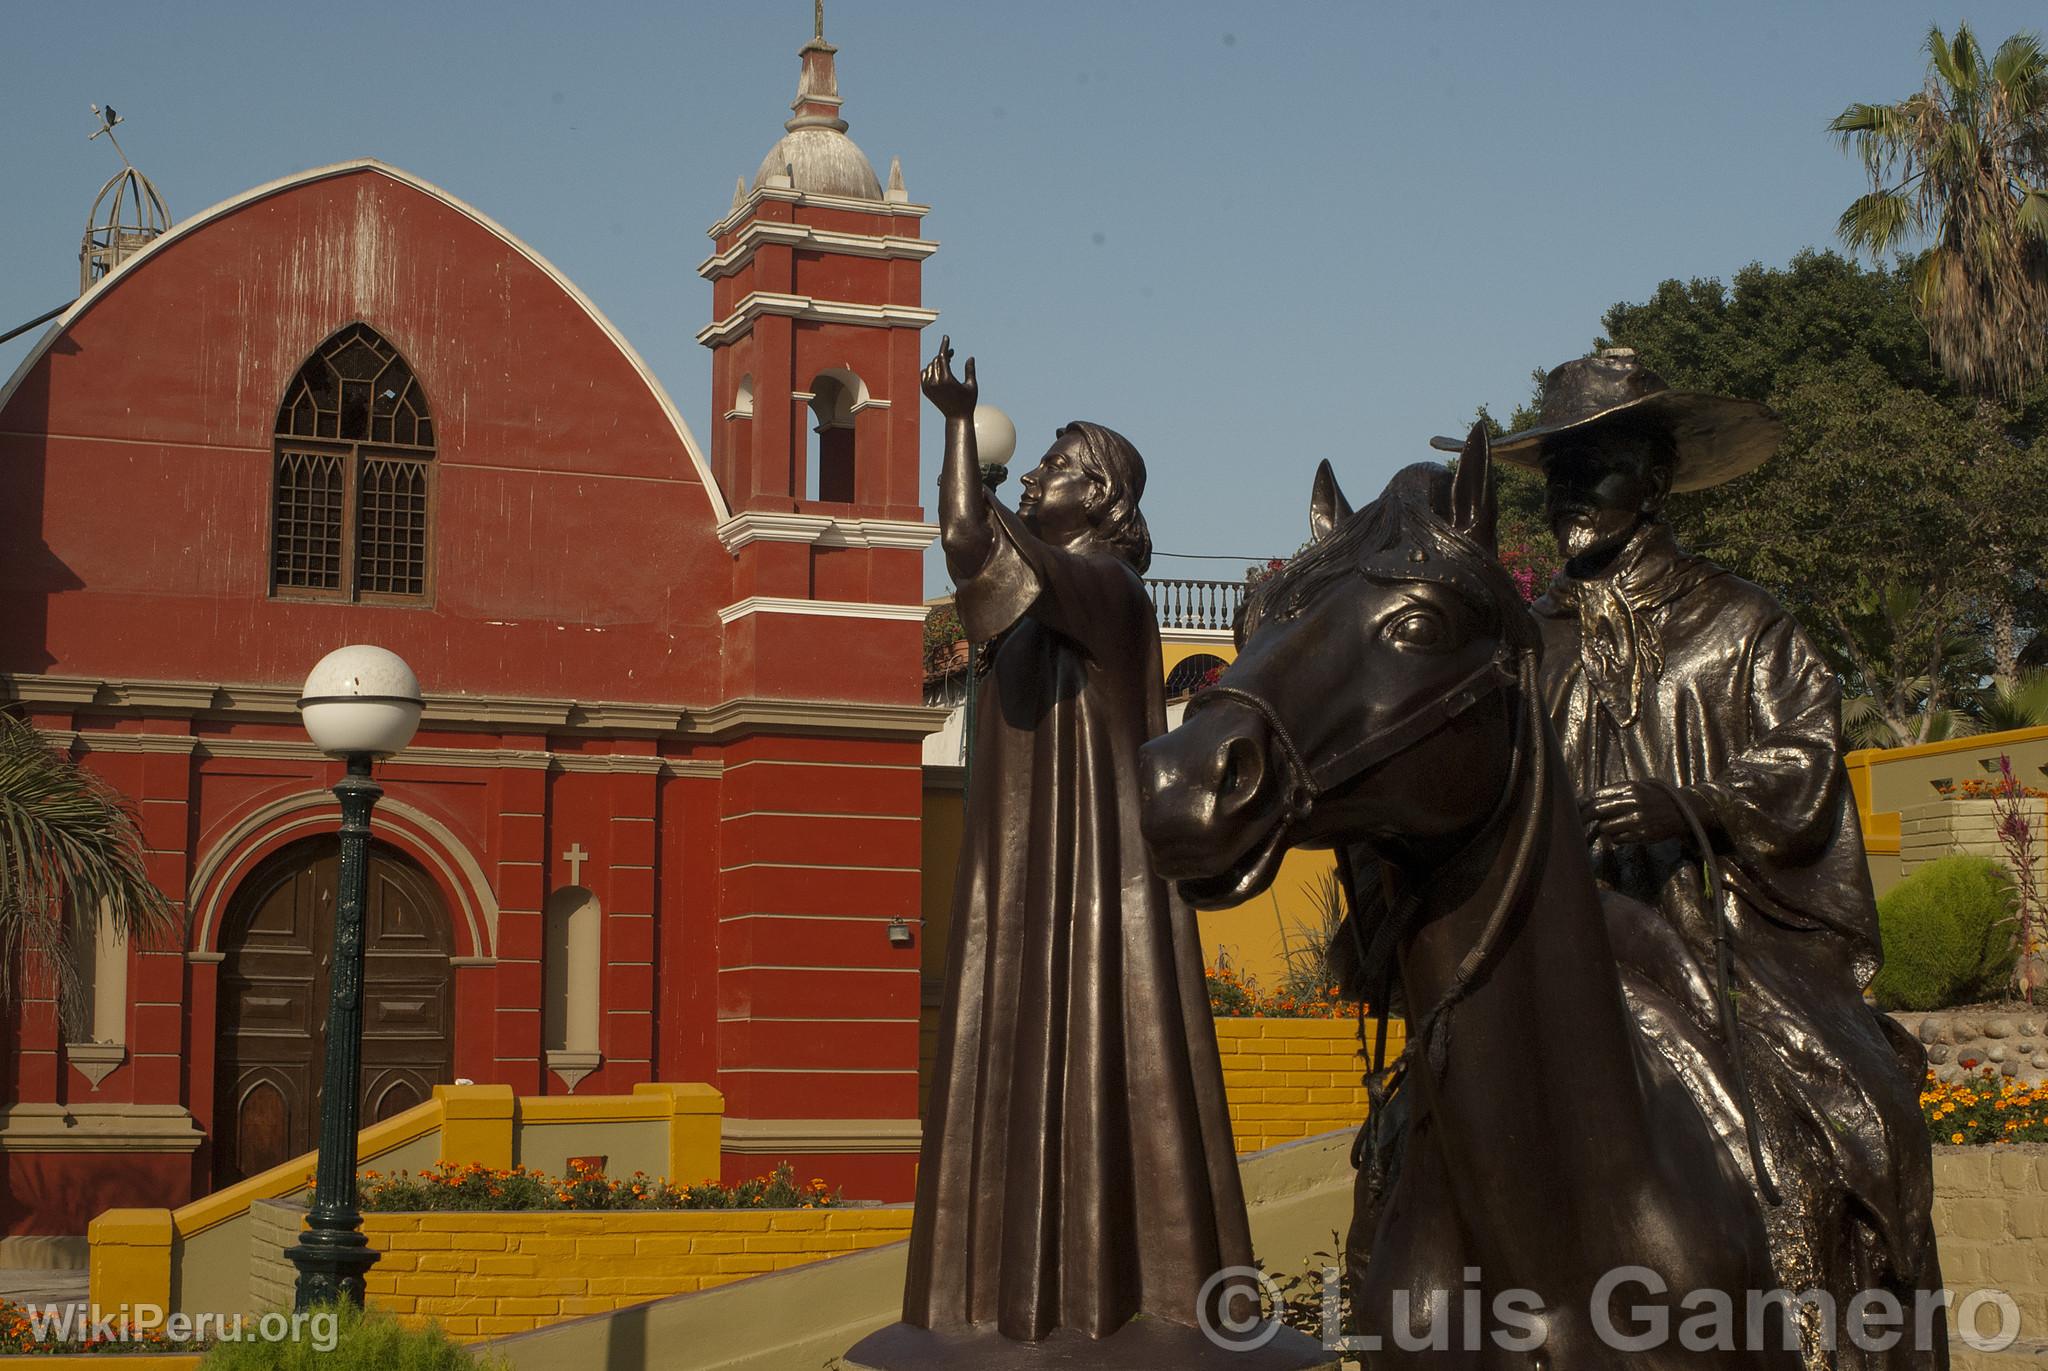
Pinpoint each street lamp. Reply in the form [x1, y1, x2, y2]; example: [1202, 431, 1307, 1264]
[961, 404, 1018, 783]
[284, 645, 422, 1310]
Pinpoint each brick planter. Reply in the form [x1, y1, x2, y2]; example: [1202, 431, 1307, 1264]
[248, 1199, 912, 1339]
[1212, 1016, 1398, 1153]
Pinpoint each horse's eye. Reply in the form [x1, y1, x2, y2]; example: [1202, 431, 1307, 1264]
[1385, 609, 1445, 647]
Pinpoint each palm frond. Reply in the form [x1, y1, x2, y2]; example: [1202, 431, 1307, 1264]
[1975, 669, 2048, 732]
[0, 713, 180, 1007]
[1992, 32, 2048, 104]
[1837, 190, 1917, 254]
[1928, 24, 1974, 98]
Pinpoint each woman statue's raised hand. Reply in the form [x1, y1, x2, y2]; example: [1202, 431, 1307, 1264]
[921, 334, 977, 419]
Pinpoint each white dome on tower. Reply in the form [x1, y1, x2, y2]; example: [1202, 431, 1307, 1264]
[753, 125, 883, 201]
[749, 15, 885, 202]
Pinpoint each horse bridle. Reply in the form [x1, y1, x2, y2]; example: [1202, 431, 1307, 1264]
[1186, 638, 1543, 1077]
[1185, 647, 1522, 828]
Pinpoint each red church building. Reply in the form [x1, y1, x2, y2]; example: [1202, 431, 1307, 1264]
[0, 22, 940, 1244]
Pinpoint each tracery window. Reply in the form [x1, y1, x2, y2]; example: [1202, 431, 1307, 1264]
[271, 324, 435, 601]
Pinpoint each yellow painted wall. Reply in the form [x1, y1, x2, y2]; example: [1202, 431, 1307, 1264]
[1213, 1017, 1396, 1154]
[348, 1208, 913, 1339]
[1847, 725, 2048, 897]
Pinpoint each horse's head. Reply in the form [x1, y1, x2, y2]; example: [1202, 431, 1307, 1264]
[1140, 426, 1541, 907]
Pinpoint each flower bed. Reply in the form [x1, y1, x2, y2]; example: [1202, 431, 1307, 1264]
[1207, 961, 1345, 1019]
[1920, 1068, 2048, 1145]
[0, 1296, 206, 1360]
[359, 1160, 837, 1213]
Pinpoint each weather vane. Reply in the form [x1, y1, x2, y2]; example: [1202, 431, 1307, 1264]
[815, 0, 825, 42]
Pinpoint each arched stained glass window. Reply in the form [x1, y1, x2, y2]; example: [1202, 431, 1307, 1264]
[271, 324, 435, 601]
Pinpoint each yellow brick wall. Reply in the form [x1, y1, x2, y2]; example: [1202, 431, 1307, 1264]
[1930, 1146, 2048, 1362]
[357, 1207, 912, 1338]
[1214, 1016, 1396, 1154]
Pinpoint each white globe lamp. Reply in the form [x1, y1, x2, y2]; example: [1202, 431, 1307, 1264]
[972, 404, 1017, 489]
[297, 645, 423, 759]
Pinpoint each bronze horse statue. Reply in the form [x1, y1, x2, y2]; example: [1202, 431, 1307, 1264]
[1138, 429, 1804, 1369]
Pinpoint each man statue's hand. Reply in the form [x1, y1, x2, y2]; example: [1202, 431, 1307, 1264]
[1583, 782, 1687, 846]
[922, 335, 978, 420]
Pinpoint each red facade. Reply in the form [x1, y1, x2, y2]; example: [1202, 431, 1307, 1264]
[0, 41, 938, 1235]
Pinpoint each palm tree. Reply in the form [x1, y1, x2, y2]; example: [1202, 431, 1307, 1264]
[1833, 25, 2048, 683]
[1833, 24, 2048, 398]
[0, 711, 180, 1026]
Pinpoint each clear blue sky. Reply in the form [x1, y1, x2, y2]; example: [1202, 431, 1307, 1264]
[4, 1, 2039, 592]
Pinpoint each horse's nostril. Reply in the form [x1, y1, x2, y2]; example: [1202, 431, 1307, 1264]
[1216, 734, 1264, 811]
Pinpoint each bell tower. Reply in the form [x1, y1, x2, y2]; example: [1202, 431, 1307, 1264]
[695, 10, 940, 1202]
[699, 7, 935, 523]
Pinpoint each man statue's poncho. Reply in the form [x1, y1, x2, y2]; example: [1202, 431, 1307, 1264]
[1533, 523, 1944, 1365]
[902, 501, 1251, 1343]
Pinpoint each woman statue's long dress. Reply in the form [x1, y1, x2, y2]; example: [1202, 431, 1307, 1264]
[844, 342, 1328, 1369]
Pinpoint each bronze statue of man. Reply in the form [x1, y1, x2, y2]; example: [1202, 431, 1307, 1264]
[1508, 349, 1946, 1370]
[845, 340, 1327, 1369]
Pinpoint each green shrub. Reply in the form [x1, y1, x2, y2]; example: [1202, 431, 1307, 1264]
[199, 1302, 504, 1370]
[1869, 855, 2016, 1010]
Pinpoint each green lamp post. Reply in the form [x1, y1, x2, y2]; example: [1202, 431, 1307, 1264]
[960, 403, 1017, 787]
[284, 644, 423, 1310]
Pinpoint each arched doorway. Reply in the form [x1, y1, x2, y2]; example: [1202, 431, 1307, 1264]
[212, 836, 454, 1185]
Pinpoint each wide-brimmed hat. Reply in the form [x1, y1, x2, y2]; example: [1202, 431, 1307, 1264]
[1431, 349, 1785, 493]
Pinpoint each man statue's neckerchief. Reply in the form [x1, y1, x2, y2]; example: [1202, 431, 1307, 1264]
[1543, 522, 1718, 726]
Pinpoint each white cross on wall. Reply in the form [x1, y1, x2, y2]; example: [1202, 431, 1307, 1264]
[562, 843, 589, 887]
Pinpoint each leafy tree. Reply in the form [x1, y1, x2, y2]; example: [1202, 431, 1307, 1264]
[0, 711, 179, 1021]
[1833, 24, 2048, 680]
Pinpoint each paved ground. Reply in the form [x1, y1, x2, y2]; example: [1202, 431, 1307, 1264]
[0, 1267, 88, 1307]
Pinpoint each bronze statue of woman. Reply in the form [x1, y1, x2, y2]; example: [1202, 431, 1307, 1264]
[845, 340, 1327, 1369]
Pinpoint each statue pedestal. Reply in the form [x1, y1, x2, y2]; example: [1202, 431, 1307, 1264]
[839, 1319, 1339, 1370]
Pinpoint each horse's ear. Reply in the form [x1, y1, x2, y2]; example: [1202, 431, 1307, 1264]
[1310, 459, 1354, 543]
[1450, 422, 1498, 556]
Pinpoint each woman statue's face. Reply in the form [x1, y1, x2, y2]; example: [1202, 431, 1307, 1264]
[1017, 430, 1101, 543]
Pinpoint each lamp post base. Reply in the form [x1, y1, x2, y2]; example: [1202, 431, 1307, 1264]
[284, 1221, 380, 1308]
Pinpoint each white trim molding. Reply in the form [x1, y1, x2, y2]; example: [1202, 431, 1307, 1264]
[0, 1103, 204, 1155]
[0, 158, 732, 523]
[696, 291, 939, 348]
[1160, 628, 1237, 647]
[706, 185, 931, 240]
[714, 512, 937, 555]
[697, 220, 938, 281]
[7, 673, 943, 742]
[720, 1117, 922, 1155]
[716, 597, 927, 625]
[64, 1043, 126, 1091]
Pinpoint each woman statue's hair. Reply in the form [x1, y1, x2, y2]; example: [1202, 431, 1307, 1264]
[1060, 420, 1153, 575]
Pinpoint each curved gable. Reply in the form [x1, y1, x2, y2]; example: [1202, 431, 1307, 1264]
[0, 160, 733, 702]
[0, 159, 727, 520]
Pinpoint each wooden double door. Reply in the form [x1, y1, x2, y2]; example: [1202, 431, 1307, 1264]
[213, 837, 453, 1186]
